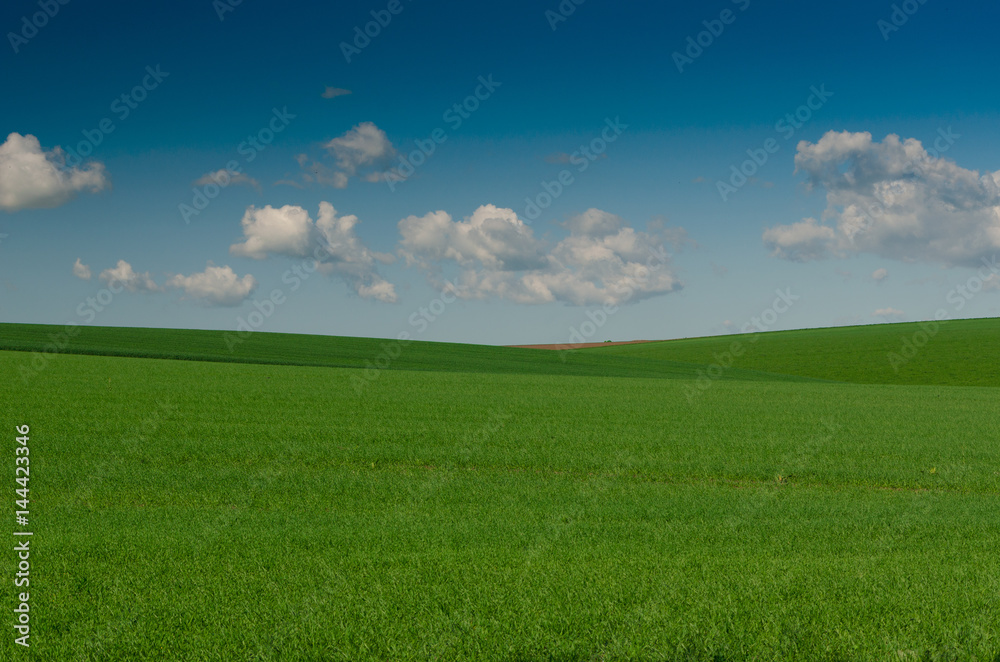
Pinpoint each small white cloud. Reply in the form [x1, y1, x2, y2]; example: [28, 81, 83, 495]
[72, 258, 91, 280]
[289, 122, 396, 189]
[98, 260, 160, 292]
[872, 267, 889, 283]
[762, 217, 836, 261]
[230, 202, 396, 302]
[321, 87, 352, 99]
[193, 169, 261, 193]
[323, 121, 396, 176]
[873, 307, 904, 320]
[230, 204, 315, 259]
[0, 133, 109, 212]
[167, 263, 257, 307]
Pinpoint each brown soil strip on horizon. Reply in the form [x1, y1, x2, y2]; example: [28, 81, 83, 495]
[506, 339, 660, 350]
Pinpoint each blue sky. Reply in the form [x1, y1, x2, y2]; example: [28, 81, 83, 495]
[2, 0, 999, 345]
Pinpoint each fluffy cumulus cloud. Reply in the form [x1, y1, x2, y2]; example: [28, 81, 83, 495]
[399, 205, 682, 306]
[871, 267, 889, 283]
[73, 258, 91, 280]
[0, 133, 109, 212]
[230, 204, 315, 259]
[167, 263, 257, 306]
[230, 202, 397, 302]
[763, 131, 1000, 267]
[324, 122, 395, 175]
[98, 260, 161, 292]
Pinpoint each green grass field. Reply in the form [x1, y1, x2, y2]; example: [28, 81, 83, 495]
[2, 321, 1000, 660]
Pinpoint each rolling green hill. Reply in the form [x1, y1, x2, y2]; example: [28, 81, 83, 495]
[588, 317, 1000, 387]
[5, 317, 998, 387]
[0, 322, 817, 385]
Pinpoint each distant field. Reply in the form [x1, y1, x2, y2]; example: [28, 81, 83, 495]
[0, 322, 816, 385]
[2, 322, 999, 660]
[590, 317, 1000, 387]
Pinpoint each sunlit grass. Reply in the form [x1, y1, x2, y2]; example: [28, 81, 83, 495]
[1, 322, 999, 660]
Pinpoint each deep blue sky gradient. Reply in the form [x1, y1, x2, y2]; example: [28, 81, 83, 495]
[1, 0, 998, 344]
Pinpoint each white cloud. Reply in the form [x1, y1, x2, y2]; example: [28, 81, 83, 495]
[194, 169, 261, 193]
[230, 204, 316, 259]
[323, 122, 395, 175]
[561, 208, 623, 237]
[98, 260, 161, 292]
[399, 204, 547, 272]
[871, 267, 889, 283]
[313, 202, 397, 303]
[0, 133, 109, 212]
[321, 87, 352, 99]
[763, 130, 1000, 267]
[873, 307, 904, 320]
[167, 263, 257, 306]
[73, 258, 91, 280]
[399, 205, 682, 306]
[289, 122, 396, 189]
[762, 217, 836, 261]
[230, 202, 396, 302]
